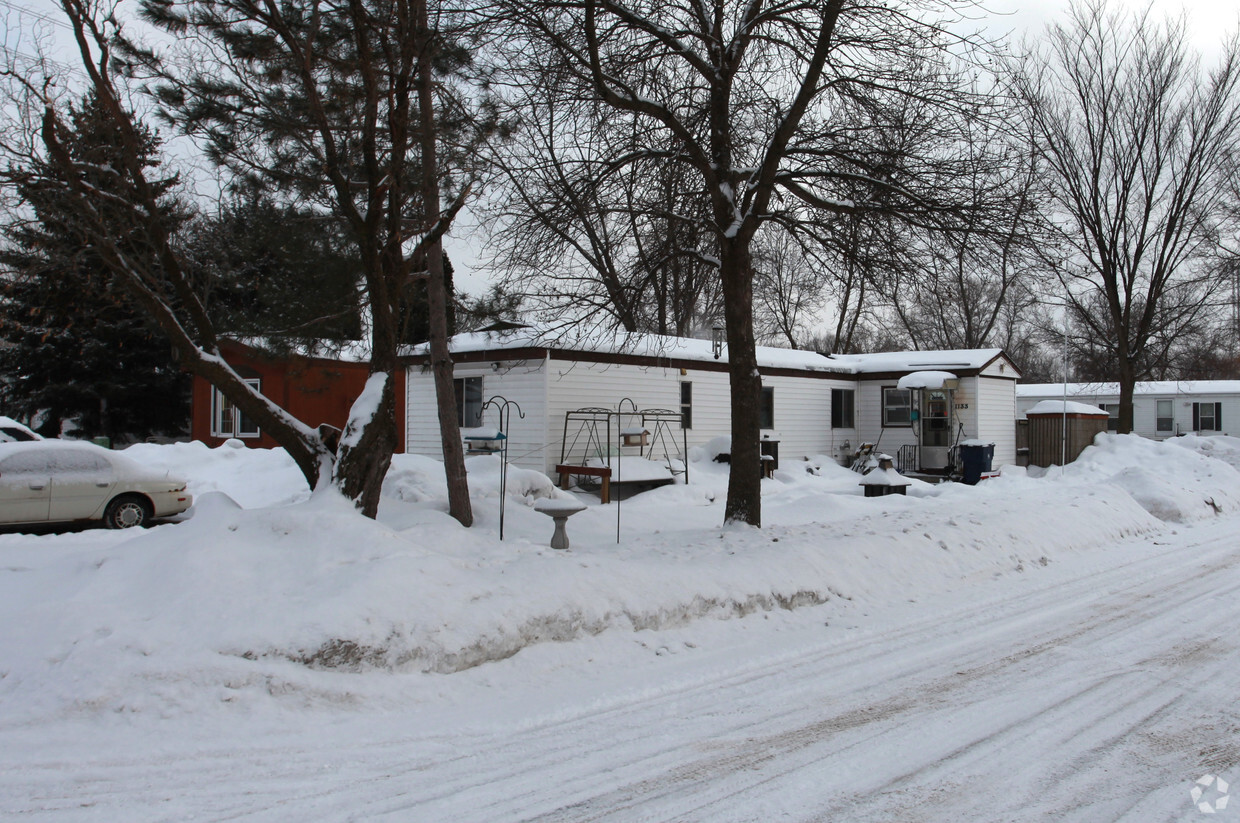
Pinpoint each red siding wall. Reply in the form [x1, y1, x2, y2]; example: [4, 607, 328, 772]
[190, 342, 406, 452]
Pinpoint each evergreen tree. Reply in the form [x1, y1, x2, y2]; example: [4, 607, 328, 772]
[182, 193, 364, 349]
[0, 94, 189, 441]
[456, 284, 525, 332]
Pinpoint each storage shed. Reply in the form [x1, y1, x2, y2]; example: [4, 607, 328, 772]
[1023, 400, 1109, 467]
[1016, 381, 1237, 439]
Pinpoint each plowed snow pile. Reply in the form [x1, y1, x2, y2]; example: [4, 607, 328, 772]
[1, 432, 1236, 722]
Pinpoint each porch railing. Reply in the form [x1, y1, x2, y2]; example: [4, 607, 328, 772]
[896, 444, 918, 474]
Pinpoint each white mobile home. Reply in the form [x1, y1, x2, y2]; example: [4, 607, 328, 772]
[1016, 381, 1240, 439]
[404, 326, 1022, 476]
[829, 349, 1021, 470]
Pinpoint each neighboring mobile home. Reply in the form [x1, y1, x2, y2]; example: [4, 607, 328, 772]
[403, 325, 1022, 476]
[189, 339, 406, 451]
[1016, 381, 1239, 439]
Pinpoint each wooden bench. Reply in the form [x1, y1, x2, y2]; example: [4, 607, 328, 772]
[555, 464, 612, 504]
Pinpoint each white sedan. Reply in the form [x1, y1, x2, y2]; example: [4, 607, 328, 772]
[0, 440, 192, 529]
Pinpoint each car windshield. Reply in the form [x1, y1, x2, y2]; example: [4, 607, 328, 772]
[0, 427, 38, 442]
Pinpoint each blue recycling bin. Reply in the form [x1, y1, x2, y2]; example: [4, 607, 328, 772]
[957, 442, 994, 485]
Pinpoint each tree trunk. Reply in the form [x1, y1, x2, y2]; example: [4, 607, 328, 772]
[720, 240, 762, 526]
[1117, 355, 1136, 435]
[417, 0, 473, 527]
[334, 364, 398, 517]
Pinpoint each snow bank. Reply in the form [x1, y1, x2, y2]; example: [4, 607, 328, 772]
[2, 432, 1237, 723]
[1059, 433, 1240, 522]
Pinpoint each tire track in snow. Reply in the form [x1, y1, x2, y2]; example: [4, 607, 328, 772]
[8, 524, 1240, 822]
[444, 528, 1240, 823]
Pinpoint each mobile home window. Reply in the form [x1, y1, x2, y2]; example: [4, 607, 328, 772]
[1156, 399, 1173, 433]
[882, 388, 911, 427]
[454, 376, 484, 428]
[680, 382, 692, 430]
[212, 379, 261, 438]
[1194, 402, 1222, 432]
[759, 386, 775, 430]
[831, 388, 855, 428]
[1097, 403, 1120, 432]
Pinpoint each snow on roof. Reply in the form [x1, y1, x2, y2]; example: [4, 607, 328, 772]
[406, 324, 851, 373]
[231, 337, 372, 364]
[1017, 380, 1240, 398]
[1025, 400, 1108, 417]
[826, 348, 1005, 374]
[897, 370, 957, 389]
[407, 325, 1008, 377]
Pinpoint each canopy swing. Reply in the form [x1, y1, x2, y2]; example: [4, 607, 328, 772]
[556, 398, 689, 542]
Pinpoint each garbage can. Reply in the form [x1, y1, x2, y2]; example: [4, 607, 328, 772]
[957, 441, 994, 485]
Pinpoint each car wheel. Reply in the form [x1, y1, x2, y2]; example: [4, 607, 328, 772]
[104, 495, 152, 529]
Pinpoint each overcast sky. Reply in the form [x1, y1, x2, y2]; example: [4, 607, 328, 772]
[3, 0, 1238, 295]
[986, 0, 1238, 58]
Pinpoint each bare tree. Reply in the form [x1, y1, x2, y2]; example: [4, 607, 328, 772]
[4, 0, 476, 522]
[808, 209, 908, 354]
[752, 228, 826, 349]
[1014, 0, 1240, 432]
[485, 86, 721, 337]
[491, 0, 993, 525]
[884, 134, 1044, 352]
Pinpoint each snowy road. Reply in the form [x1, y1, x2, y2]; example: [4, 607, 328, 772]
[7, 517, 1240, 822]
[389, 521, 1240, 823]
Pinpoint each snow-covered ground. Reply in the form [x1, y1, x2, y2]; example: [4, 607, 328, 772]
[3, 433, 1240, 821]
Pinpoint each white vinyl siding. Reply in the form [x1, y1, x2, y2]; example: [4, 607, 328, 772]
[974, 377, 1017, 466]
[407, 355, 1024, 476]
[406, 361, 549, 472]
[754, 375, 837, 463]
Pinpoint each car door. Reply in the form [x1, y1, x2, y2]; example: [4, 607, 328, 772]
[48, 450, 116, 521]
[0, 451, 53, 523]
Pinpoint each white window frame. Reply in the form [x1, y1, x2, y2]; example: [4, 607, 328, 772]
[455, 376, 484, 428]
[831, 388, 855, 429]
[212, 379, 262, 438]
[759, 386, 775, 430]
[1156, 399, 1174, 433]
[882, 387, 912, 428]
[1097, 403, 1120, 432]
